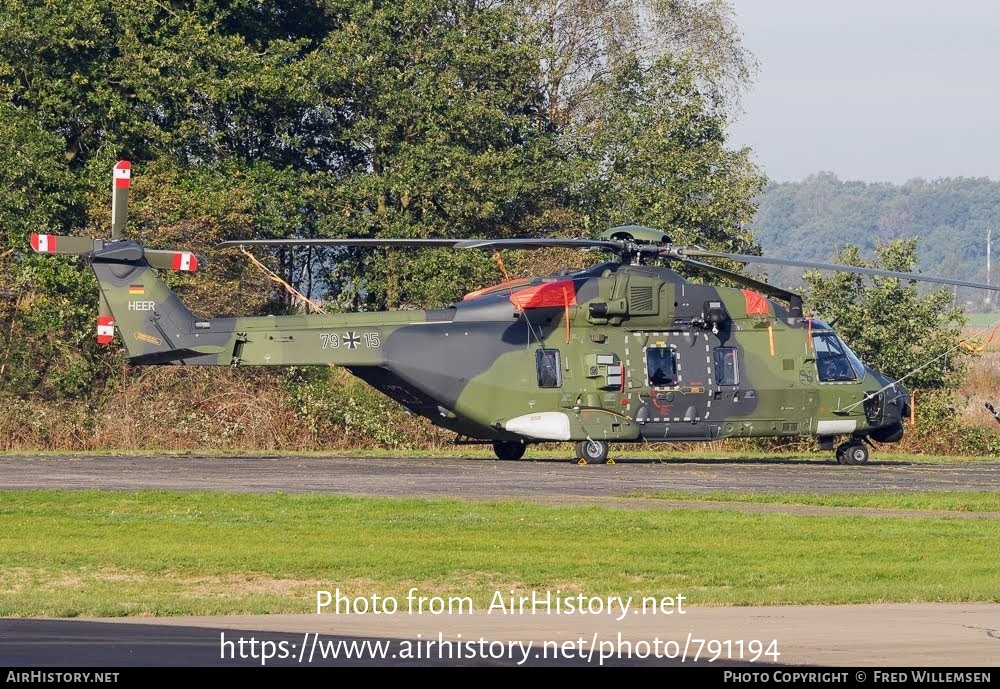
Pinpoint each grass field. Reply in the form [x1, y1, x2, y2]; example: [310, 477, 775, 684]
[635, 490, 1000, 512]
[962, 312, 1000, 328]
[1, 489, 997, 618]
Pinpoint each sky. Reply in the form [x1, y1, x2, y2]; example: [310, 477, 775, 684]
[726, 1, 1000, 184]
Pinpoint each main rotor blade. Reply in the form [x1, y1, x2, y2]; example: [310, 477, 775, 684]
[453, 238, 623, 251]
[675, 256, 802, 305]
[217, 238, 468, 249]
[215, 237, 625, 252]
[679, 248, 1000, 292]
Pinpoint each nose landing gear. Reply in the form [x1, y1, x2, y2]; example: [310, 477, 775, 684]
[836, 439, 870, 466]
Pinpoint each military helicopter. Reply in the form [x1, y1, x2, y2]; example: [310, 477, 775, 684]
[28, 162, 1000, 465]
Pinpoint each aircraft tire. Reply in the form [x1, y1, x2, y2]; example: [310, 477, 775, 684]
[837, 441, 869, 466]
[575, 439, 610, 464]
[492, 441, 526, 461]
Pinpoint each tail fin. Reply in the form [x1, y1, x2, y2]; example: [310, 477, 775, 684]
[90, 242, 201, 362]
[28, 160, 226, 365]
[30, 235, 226, 363]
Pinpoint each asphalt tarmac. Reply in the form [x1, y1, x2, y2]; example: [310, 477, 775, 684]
[1, 454, 998, 668]
[1, 453, 998, 498]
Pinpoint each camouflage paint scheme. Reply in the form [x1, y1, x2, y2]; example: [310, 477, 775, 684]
[30, 162, 926, 464]
[67, 238, 907, 464]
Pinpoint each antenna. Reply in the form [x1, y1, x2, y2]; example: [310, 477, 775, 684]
[988, 228, 994, 308]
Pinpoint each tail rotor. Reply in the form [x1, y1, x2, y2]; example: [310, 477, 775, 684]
[29, 160, 203, 351]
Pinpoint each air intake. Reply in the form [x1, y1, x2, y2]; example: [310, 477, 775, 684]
[629, 285, 657, 315]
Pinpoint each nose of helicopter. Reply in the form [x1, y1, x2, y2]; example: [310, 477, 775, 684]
[891, 380, 912, 422]
[867, 370, 911, 443]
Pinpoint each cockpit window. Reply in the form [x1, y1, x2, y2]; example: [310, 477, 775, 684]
[812, 332, 865, 382]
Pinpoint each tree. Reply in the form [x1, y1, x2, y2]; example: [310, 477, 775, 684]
[566, 54, 764, 256]
[528, 0, 755, 126]
[517, 0, 762, 252]
[0, 0, 765, 398]
[304, 0, 566, 309]
[0, 103, 97, 397]
[752, 175, 1000, 308]
[0, 0, 340, 395]
[802, 239, 970, 393]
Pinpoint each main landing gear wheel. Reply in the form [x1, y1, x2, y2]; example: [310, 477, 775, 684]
[575, 439, 611, 464]
[836, 440, 869, 466]
[492, 440, 526, 461]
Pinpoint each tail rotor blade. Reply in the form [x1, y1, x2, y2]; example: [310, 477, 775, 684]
[111, 160, 131, 239]
[145, 249, 201, 272]
[29, 233, 102, 255]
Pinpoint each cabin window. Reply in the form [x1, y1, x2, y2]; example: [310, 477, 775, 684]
[645, 347, 677, 387]
[535, 349, 562, 388]
[713, 347, 739, 385]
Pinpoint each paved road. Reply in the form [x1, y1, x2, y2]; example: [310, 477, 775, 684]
[2, 454, 998, 667]
[1, 454, 998, 498]
[1, 604, 997, 667]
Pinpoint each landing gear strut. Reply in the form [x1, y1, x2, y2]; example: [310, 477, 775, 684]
[575, 439, 612, 464]
[492, 440, 526, 461]
[836, 439, 869, 466]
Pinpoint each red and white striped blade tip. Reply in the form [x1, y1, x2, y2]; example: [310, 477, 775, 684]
[114, 161, 131, 189]
[171, 252, 198, 272]
[29, 233, 56, 253]
[96, 316, 115, 345]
